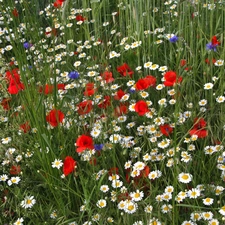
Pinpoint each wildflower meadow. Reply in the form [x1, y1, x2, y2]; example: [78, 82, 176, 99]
[1, 0, 225, 224]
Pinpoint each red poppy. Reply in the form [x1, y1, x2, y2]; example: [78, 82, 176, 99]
[46, 109, 64, 127]
[8, 82, 25, 94]
[136, 75, 156, 90]
[63, 156, 76, 176]
[101, 71, 114, 83]
[163, 70, 182, 87]
[53, 0, 65, 8]
[205, 58, 216, 65]
[114, 89, 125, 100]
[134, 100, 149, 116]
[135, 166, 150, 179]
[5, 68, 20, 83]
[57, 83, 65, 90]
[180, 59, 187, 67]
[77, 100, 93, 115]
[6, 69, 25, 94]
[76, 14, 86, 22]
[160, 124, 173, 136]
[12, 8, 19, 17]
[98, 96, 111, 109]
[1, 98, 11, 110]
[76, 135, 94, 153]
[117, 63, 134, 77]
[20, 122, 30, 133]
[211, 35, 220, 46]
[189, 117, 208, 138]
[84, 83, 96, 96]
[39, 84, 54, 95]
[10, 165, 21, 175]
[114, 104, 128, 117]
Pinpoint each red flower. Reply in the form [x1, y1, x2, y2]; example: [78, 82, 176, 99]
[84, 83, 96, 96]
[114, 89, 125, 100]
[39, 84, 54, 95]
[5, 69, 20, 83]
[160, 124, 173, 136]
[189, 117, 208, 138]
[134, 100, 149, 116]
[12, 8, 19, 17]
[135, 166, 150, 179]
[180, 59, 187, 67]
[117, 63, 134, 77]
[20, 122, 30, 133]
[205, 58, 216, 65]
[211, 35, 220, 46]
[76, 135, 94, 153]
[76, 14, 86, 22]
[46, 109, 64, 127]
[9, 165, 21, 175]
[163, 71, 182, 87]
[8, 82, 25, 94]
[77, 100, 93, 115]
[136, 75, 156, 90]
[1, 98, 11, 110]
[101, 71, 114, 83]
[53, 0, 65, 8]
[114, 104, 128, 117]
[57, 83, 65, 90]
[63, 156, 76, 176]
[98, 96, 111, 109]
[6, 69, 25, 94]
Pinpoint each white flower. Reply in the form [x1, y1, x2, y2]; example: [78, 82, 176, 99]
[1, 137, 12, 144]
[144, 61, 152, 68]
[204, 83, 213, 90]
[97, 199, 107, 208]
[219, 205, 225, 216]
[7, 176, 21, 186]
[21, 196, 36, 209]
[0, 174, 8, 182]
[178, 172, 192, 184]
[150, 64, 159, 70]
[124, 200, 138, 214]
[109, 134, 122, 143]
[112, 180, 123, 188]
[13, 217, 24, 225]
[51, 159, 63, 169]
[216, 96, 225, 103]
[100, 185, 109, 193]
[188, 188, 201, 199]
[130, 190, 144, 202]
[214, 59, 224, 66]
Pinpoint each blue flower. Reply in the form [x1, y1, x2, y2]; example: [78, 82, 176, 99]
[129, 88, 136, 93]
[68, 71, 79, 79]
[94, 144, 104, 151]
[169, 35, 178, 43]
[206, 42, 218, 52]
[23, 42, 31, 49]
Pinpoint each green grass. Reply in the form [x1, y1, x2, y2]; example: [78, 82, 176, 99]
[1, 0, 225, 224]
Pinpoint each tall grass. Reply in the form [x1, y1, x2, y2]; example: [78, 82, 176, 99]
[1, 0, 225, 224]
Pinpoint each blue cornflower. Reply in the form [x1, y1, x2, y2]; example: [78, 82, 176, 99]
[94, 144, 104, 151]
[169, 35, 178, 43]
[206, 42, 218, 52]
[23, 42, 32, 49]
[68, 71, 79, 79]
